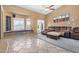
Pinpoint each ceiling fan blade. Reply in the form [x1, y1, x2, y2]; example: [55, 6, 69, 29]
[46, 5, 54, 8]
[50, 8, 55, 10]
[49, 5, 54, 8]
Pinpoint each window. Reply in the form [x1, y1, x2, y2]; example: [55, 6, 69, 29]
[14, 18, 24, 31]
[26, 18, 31, 30]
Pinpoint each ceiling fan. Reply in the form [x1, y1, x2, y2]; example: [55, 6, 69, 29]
[45, 5, 55, 10]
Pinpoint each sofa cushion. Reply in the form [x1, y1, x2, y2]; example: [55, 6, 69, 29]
[73, 27, 79, 33]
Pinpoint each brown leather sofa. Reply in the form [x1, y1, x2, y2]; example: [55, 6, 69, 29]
[41, 26, 71, 37]
[71, 27, 79, 40]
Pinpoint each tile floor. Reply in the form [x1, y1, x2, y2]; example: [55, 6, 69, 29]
[0, 32, 71, 53]
[38, 34, 79, 53]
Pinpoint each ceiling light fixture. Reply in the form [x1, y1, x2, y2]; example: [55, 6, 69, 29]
[44, 8, 50, 12]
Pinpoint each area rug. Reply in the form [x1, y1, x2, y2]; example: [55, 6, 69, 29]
[37, 34, 79, 53]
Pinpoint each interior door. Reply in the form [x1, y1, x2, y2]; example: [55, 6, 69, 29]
[6, 16, 11, 32]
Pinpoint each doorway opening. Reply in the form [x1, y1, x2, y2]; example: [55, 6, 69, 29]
[37, 20, 45, 33]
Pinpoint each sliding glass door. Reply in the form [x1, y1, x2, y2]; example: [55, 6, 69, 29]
[13, 18, 24, 31]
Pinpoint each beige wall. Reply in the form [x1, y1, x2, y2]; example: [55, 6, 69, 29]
[3, 5, 45, 33]
[3, 5, 79, 34]
[46, 5, 79, 28]
[1, 5, 4, 39]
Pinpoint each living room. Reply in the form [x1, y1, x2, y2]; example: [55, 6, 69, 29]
[0, 5, 79, 53]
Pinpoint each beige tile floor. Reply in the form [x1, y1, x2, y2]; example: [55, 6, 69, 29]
[0, 32, 71, 53]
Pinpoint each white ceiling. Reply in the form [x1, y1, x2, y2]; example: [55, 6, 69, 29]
[17, 5, 62, 15]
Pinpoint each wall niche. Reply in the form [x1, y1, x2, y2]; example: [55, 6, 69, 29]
[53, 12, 70, 23]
